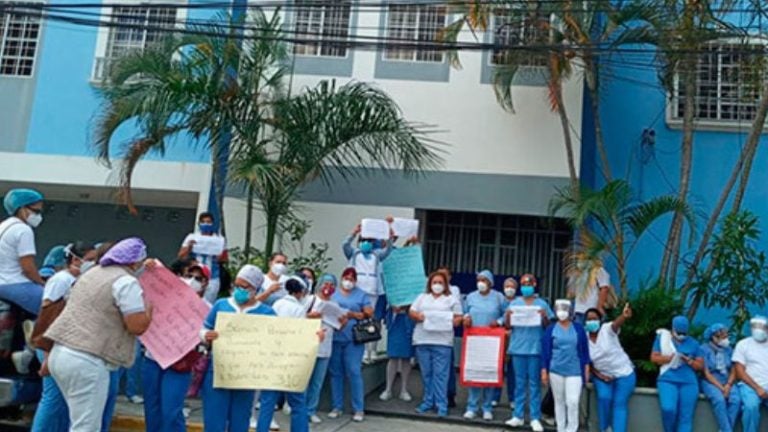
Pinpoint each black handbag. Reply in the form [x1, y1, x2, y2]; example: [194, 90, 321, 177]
[352, 318, 382, 344]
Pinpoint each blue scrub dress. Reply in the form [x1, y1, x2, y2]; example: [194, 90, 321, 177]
[386, 310, 415, 359]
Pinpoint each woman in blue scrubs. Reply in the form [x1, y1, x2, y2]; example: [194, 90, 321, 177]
[379, 301, 415, 402]
[651, 315, 704, 432]
[699, 323, 740, 432]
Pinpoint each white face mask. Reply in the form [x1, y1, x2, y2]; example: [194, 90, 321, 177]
[556, 310, 570, 321]
[753, 328, 768, 343]
[341, 279, 354, 290]
[504, 287, 516, 298]
[431, 283, 445, 295]
[717, 338, 730, 348]
[271, 263, 287, 276]
[79, 260, 96, 274]
[183, 277, 204, 294]
[476, 281, 489, 293]
[26, 213, 42, 228]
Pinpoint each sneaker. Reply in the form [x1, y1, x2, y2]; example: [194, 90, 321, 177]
[352, 412, 364, 422]
[362, 357, 372, 365]
[505, 417, 525, 427]
[182, 407, 191, 419]
[11, 349, 33, 374]
[129, 395, 144, 405]
[379, 390, 393, 401]
[482, 411, 493, 421]
[530, 419, 544, 432]
[310, 415, 322, 424]
[399, 391, 412, 402]
[282, 405, 291, 415]
[541, 415, 556, 426]
[463, 411, 476, 420]
[270, 419, 280, 430]
[250, 417, 257, 430]
[327, 410, 342, 419]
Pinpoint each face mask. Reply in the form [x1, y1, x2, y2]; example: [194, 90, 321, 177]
[360, 241, 373, 254]
[504, 287, 516, 298]
[585, 320, 601, 333]
[556, 310, 569, 321]
[79, 260, 96, 274]
[233, 287, 251, 305]
[26, 213, 42, 228]
[321, 285, 336, 297]
[199, 223, 215, 234]
[477, 282, 489, 293]
[717, 338, 730, 348]
[183, 277, 203, 293]
[271, 263, 287, 276]
[752, 328, 768, 343]
[431, 283, 445, 295]
[521, 285, 535, 297]
[341, 279, 354, 290]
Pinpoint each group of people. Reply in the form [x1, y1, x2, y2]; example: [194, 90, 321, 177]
[3, 188, 768, 432]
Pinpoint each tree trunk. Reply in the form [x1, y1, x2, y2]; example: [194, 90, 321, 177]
[264, 210, 279, 259]
[550, 61, 579, 189]
[585, 56, 612, 182]
[244, 182, 254, 261]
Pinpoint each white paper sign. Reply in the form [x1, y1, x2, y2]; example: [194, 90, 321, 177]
[318, 301, 348, 331]
[191, 235, 225, 256]
[509, 306, 542, 327]
[361, 218, 390, 240]
[391, 218, 419, 238]
[464, 335, 502, 383]
[424, 310, 454, 332]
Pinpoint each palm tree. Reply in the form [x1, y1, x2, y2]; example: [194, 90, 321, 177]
[93, 10, 443, 253]
[549, 179, 696, 297]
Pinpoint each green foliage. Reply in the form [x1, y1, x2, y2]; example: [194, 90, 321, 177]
[617, 278, 684, 387]
[689, 211, 768, 337]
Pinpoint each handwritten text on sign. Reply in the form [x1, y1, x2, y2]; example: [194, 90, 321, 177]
[139, 265, 210, 369]
[382, 246, 427, 307]
[212, 314, 320, 391]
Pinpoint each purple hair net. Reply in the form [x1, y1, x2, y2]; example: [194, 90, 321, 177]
[99, 237, 147, 266]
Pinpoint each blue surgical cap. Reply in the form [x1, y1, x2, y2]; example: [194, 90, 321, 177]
[672, 315, 689, 333]
[3, 188, 44, 216]
[703, 323, 727, 342]
[42, 245, 67, 269]
[319, 273, 338, 287]
[478, 270, 495, 287]
[39, 267, 56, 279]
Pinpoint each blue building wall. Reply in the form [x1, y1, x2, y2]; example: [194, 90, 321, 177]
[586, 49, 768, 323]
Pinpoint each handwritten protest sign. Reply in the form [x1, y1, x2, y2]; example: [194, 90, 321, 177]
[460, 327, 506, 387]
[382, 246, 427, 307]
[509, 305, 543, 327]
[361, 218, 390, 240]
[212, 314, 320, 391]
[139, 265, 210, 369]
[191, 235, 225, 256]
[391, 218, 419, 238]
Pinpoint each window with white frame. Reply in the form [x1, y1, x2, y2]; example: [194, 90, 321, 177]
[490, 7, 549, 67]
[671, 43, 765, 124]
[292, 0, 351, 58]
[93, 5, 177, 81]
[0, 4, 42, 77]
[383, 4, 446, 63]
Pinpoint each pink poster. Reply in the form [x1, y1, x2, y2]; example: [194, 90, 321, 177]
[139, 264, 210, 369]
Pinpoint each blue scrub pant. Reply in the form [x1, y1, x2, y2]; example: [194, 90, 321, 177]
[467, 387, 494, 414]
[447, 350, 456, 401]
[258, 391, 308, 432]
[415, 344, 452, 415]
[329, 341, 365, 413]
[102, 370, 120, 432]
[739, 382, 768, 432]
[513, 354, 542, 420]
[118, 342, 142, 398]
[31, 350, 68, 432]
[593, 372, 636, 432]
[305, 357, 330, 416]
[657, 380, 698, 432]
[493, 356, 515, 404]
[142, 357, 192, 432]
[700, 380, 740, 432]
[202, 369, 255, 432]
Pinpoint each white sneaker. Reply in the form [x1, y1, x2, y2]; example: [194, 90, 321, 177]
[379, 390, 392, 401]
[250, 417, 257, 430]
[398, 391, 412, 402]
[310, 415, 322, 424]
[530, 419, 544, 432]
[270, 419, 280, 430]
[352, 412, 364, 422]
[483, 411, 493, 421]
[327, 410, 341, 419]
[11, 349, 33, 374]
[129, 395, 144, 405]
[463, 411, 476, 420]
[505, 417, 525, 427]
[182, 407, 191, 419]
[282, 405, 291, 415]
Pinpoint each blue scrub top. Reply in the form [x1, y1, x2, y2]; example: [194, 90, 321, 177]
[203, 298, 276, 362]
[699, 342, 733, 385]
[653, 335, 701, 384]
[331, 287, 371, 343]
[507, 297, 554, 356]
[550, 324, 582, 377]
[464, 290, 506, 326]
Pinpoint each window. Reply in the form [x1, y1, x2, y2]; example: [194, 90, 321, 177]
[92, 6, 177, 81]
[383, 4, 446, 63]
[490, 8, 549, 67]
[671, 43, 765, 125]
[0, 4, 42, 77]
[293, 0, 351, 58]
